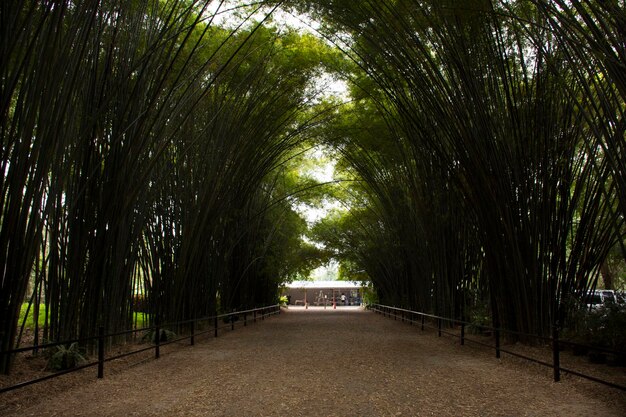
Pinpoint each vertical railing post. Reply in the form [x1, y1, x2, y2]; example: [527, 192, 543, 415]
[244, 312, 247, 327]
[438, 318, 442, 337]
[231, 314, 235, 331]
[0, 332, 5, 373]
[553, 324, 560, 382]
[190, 320, 195, 346]
[421, 314, 425, 331]
[461, 323, 465, 346]
[155, 322, 160, 359]
[98, 326, 105, 379]
[277, 304, 281, 315]
[254, 309, 257, 323]
[262, 307, 265, 320]
[214, 316, 218, 337]
[493, 306, 501, 358]
[495, 327, 501, 359]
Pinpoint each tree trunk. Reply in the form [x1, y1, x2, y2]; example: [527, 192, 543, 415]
[600, 261, 614, 290]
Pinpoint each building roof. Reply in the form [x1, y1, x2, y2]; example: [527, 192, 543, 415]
[284, 280, 366, 289]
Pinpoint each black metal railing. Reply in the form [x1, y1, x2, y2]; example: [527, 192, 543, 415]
[369, 304, 625, 392]
[0, 304, 281, 394]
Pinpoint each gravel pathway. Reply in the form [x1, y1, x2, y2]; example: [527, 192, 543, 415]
[3, 307, 624, 417]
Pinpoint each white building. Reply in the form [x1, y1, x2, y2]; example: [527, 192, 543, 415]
[282, 280, 366, 307]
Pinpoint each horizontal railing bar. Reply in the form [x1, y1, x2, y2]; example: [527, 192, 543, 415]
[559, 366, 626, 391]
[104, 345, 156, 363]
[370, 304, 625, 355]
[5, 335, 100, 355]
[1, 305, 279, 356]
[0, 305, 280, 395]
[372, 303, 626, 392]
[0, 360, 98, 394]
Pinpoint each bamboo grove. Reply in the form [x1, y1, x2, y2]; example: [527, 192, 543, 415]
[1, 0, 625, 374]
[302, 0, 626, 338]
[0, 0, 340, 373]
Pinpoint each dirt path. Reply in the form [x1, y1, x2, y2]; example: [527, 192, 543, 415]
[3, 307, 625, 417]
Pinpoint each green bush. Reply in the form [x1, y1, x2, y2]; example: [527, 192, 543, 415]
[362, 286, 379, 306]
[46, 342, 87, 371]
[566, 298, 626, 352]
[467, 303, 491, 335]
[142, 328, 176, 344]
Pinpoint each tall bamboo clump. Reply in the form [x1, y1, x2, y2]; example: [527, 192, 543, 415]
[0, 0, 339, 374]
[533, 0, 625, 219]
[0, 0, 232, 371]
[302, 0, 623, 336]
[141, 26, 338, 323]
[317, 101, 482, 319]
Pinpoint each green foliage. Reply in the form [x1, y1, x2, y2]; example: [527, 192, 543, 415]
[19, 303, 46, 329]
[361, 286, 379, 306]
[467, 304, 492, 335]
[133, 312, 150, 329]
[3, 0, 625, 376]
[46, 343, 87, 371]
[142, 329, 177, 344]
[567, 301, 626, 352]
[337, 260, 368, 282]
[292, 0, 625, 338]
[0, 0, 352, 376]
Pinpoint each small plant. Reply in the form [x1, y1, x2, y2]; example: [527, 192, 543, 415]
[279, 295, 288, 306]
[142, 328, 176, 344]
[362, 286, 379, 306]
[467, 303, 492, 335]
[46, 342, 87, 371]
[222, 314, 239, 324]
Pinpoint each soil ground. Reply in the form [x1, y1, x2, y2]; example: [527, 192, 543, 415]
[1, 307, 625, 416]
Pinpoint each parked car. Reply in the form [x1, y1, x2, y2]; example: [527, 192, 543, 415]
[587, 289, 616, 309]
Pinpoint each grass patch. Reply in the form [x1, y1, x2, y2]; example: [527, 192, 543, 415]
[19, 303, 47, 328]
[20, 304, 150, 331]
[133, 312, 151, 329]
